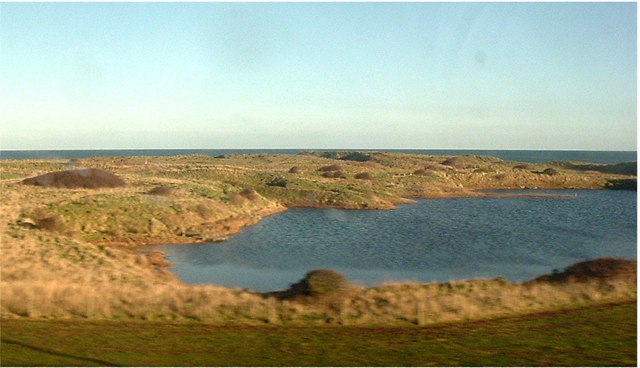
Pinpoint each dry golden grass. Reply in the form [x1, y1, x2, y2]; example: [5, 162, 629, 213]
[1, 269, 634, 325]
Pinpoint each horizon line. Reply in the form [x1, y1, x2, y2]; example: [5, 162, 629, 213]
[1, 148, 637, 152]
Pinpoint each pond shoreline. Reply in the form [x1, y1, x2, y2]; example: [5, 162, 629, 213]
[146, 189, 636, 291]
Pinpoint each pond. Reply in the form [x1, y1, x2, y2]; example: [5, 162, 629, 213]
[147, 190, 637, 292]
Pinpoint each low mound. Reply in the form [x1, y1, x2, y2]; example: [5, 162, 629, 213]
[318, 164, 343, 172]
[147, 186, 174, 196]
[531, 258, 637, 284]
[273, 269, 349, 302]
[354, 172, 373, 180]
[322, 170, 346, 179]
[22, 168, 126, 189]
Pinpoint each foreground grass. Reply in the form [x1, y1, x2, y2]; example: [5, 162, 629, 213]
[1, 302, 635, 367]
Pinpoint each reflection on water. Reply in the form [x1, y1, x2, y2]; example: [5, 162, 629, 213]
[146, 190, 637, 292]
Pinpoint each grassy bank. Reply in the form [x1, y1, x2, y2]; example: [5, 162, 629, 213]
[1, 302, 636, 366]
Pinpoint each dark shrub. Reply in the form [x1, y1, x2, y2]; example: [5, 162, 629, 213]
[494, 173, 507, 180]
[288, 166, 302, 174]
[22, 168, 126, 189]
[530, 258, 636, 284]
[318, 164, 343, 172]
[318, 151, 373, 162]
[239, 188, 260, 201]
[513, 164, 532, 170]
[285, 269, 348, 299]
[354, 172, 373, 180]
[542, 168, 559, 176]
[555, 161, 637, 175]
[338, 152, 373, 162]
[441, 157, 461, 167]
[333, 170, 346, 179]
[423, 163, 445, 171]
[35, 214, 64, 232]
[195, 203, 213, 218]
[605, 179, 637, 191]
[413, 169, 429, 176]
[147, 186, 173, 196]
[267, 177, 288, 187]
[322, 170, 346, 179]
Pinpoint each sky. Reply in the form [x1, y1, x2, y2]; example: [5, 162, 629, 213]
[0, 2, 637, 150]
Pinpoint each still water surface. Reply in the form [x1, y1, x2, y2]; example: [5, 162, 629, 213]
[149, 190, 637, 292]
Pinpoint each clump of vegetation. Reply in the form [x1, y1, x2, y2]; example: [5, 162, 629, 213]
[147, 186, 174, 196]
[195, 203, 214, 218]
[227, 193, 246, 206]
[441, 155, 501, 170]
[441, 157, 466, 168]
[513, 164, 532, 170]
[229, 188, 261, 206]
[531, 258, 637, 284]
[336, 152, 373, 162]
[318, 164, 343, 172]
[22, 168, 126, 189]
[36, 214, 64, 232]
[542, 168, 559, 176]
[605, 179, 637, 191]
[313, 151, 374, 162]
[322, 171, 346, 179]
[423, 163, 447, 171]
[239, 188, 260, 201]
[554, 161, 637, 176]
[281, 269, 349, 302]
[267, 177, 288, 188]
[472, 167, 492, 173]
[288, 166, 302, 174]
[318, 164, 346, 178]
[354, 172, 373, 180]
[413, 169, 433, 176]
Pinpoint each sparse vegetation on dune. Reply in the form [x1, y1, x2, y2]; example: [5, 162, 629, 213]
[0, 152, 637, 326]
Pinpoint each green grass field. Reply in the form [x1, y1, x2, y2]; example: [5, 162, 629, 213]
[1, 302, 635, 367]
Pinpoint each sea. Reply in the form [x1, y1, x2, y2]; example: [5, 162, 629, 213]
[146, 190, 637, 292]
[0, 149, 637, 164]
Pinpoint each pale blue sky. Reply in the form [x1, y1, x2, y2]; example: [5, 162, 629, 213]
[1, 2, 636, 150]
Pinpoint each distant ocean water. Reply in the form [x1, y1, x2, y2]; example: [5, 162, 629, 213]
[0, 149, 636, 164]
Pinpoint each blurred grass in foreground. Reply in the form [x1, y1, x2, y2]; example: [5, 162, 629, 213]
[1, 302, 635, 367]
